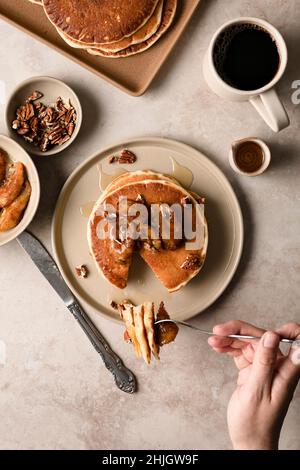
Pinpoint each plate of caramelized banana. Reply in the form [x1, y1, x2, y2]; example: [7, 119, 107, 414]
[0, 135, 40, 246]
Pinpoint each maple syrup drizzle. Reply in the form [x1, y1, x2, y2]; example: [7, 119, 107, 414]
[234, 141, 265, 173]
[170, 157, 194, 188]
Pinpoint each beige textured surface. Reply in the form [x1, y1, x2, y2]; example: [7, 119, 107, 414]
[0, 0, 299, 450]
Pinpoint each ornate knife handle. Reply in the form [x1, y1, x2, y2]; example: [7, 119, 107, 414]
[68, 301, 137, 394]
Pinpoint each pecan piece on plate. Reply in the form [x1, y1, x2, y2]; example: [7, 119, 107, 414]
[75, 264, 88, 278]
[110, 300, 118, 310]
[118, 149, 137, 164]
[108, 149, 137, 164]
[109, 155, 118, 164]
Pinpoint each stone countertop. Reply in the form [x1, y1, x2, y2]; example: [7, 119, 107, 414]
[0, 0, 299, 450]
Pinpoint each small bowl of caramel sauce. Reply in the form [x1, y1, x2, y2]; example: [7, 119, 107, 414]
[229, 138, 271, 176]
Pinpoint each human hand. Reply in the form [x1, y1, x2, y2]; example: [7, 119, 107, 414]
[208, 320, 300, 450]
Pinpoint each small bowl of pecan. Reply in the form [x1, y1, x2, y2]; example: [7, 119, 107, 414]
[6, 76, 82, 156]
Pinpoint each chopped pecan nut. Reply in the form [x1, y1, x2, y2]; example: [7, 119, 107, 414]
[16, 105, 27, 121]
[30, 117, 39, 133]
[181, 195, 192, 205]
[26, 90, 43, 102]
[48, 128, 63, 141]
[58, 135, 71, 145]
[25, 103, 35, 121]
[12, 120, 21, 130]
[110, 300, 118, 310]
[17, 125, 30, 135]
[67, 122, 75, 136]
[118, 149, 137, 164]
[39, 136, 50, 152]
[109, 156, 117, 164]
[180, 254, 202, 270]
[65, 108, 75, 125]
[75, 264, 88, 278]
[143, 238, 162, 252]
[108, 149, 137, 165]
[52, 135, 63, 145]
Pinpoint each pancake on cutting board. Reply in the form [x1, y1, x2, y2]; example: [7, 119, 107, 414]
[56, 0, 164, 52]
[88, 0, 177, 58]
[43, 0, 160, 46]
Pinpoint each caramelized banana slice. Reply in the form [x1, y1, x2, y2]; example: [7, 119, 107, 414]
[0, 162, 25, 208]
[0, 180, 31, 232]
[144, 302, 160, 360]
[133, 305, 151, 365]
[0, 149, 7, 183]
[155, 302, 179, 346]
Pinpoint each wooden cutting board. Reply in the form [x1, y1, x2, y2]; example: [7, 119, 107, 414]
[0, 0, 201, 96]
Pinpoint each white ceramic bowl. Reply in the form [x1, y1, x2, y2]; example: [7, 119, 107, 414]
[229, 137, 271, 177]
[5, 76, 82, 156]
[0, 135, 40, 246]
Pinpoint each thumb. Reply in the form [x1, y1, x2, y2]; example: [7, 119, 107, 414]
[249, 331, 280, 392]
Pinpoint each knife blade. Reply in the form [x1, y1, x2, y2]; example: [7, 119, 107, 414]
[17, 230, 137, 394]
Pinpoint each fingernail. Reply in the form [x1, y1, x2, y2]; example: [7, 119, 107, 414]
[291, 340, 300, 365]
[213, 324, 223, 332]
[263, 332, 279, 349]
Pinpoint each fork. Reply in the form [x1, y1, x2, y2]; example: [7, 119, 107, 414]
[154, 319, 296, 345]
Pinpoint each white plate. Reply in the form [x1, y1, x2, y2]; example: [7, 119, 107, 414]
[52, 137, 243, 322]
[0, 134, 40, 247]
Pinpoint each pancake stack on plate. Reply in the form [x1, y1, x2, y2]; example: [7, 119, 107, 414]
[88, 170, 208, 292]
[31, 0, 177, 58]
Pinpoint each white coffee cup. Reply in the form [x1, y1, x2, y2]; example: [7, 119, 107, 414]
[203, 17, 289, 132]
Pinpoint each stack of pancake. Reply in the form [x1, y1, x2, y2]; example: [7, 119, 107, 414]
[88, 170, 208, 292]
[30, 0, 177, 58]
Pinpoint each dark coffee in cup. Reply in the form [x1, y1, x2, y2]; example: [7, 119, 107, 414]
[213, 23, 280, 91]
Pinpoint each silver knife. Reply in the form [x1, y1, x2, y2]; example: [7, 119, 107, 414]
[17, 230, 137, 394]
